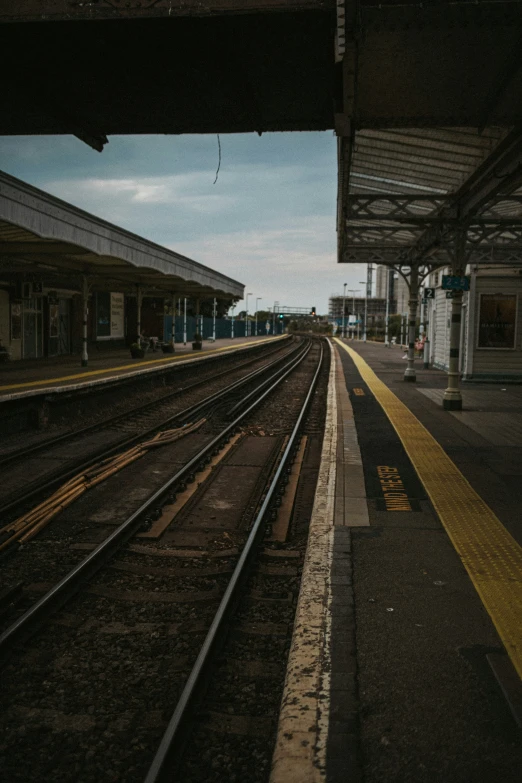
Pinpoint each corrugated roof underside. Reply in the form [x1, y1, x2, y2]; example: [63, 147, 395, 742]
[350, 127, 508, 197]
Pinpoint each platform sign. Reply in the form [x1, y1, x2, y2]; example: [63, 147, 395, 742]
[441, 275, 470, 291]
[110, 292, 124, 338]
[424, 287, 435, 299]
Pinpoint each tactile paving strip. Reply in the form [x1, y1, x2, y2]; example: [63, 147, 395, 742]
[335, 339, 522, 681]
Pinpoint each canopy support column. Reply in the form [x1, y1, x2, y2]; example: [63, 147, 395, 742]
[170, 293, 176, 348]
[404, 265, 420, 382]
[443, 231, 467, 411]
[136, 284, 143, 341]
[81, 275, 89, 367]
[195, 298, 201, 338]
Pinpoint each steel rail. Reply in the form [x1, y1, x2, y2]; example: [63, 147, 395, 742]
[0, 339, 314, 661]
[0, 339, 304, 524]
[0, 338, 291, 469]
[144, 340, 324, 783]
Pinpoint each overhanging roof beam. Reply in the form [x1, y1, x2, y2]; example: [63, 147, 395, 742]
[383, 127, 504, 147]
[477, 36, 522, 131]
[352, 162, 457, 190]
[355, 138, 488, 168]
[358, 130, 496, 161]
[355, 149, 473, 175]
[0, 242, 92, 255]
[456, 125, 522, 219]
[346, 194, 449, 219]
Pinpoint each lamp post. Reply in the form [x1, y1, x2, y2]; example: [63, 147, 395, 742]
[384, 267, 391, 347]
[255, 297, 262, 337]
[347, 289, 360, 338]
[342, 283, 347, 338]
[231, 305, 235, 339]
[361, 263, 372, 342]
[245, 292, 252, 337]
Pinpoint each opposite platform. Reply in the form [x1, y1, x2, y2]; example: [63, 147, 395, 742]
[0, 335, 285, 403]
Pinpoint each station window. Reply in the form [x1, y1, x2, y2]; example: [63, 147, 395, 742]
[96, 292, 111, 337]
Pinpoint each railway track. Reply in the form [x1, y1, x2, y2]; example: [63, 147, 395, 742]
[0, 337, 299, 526]
[0, 337, 327, 783]
[0, 338, 290, 468]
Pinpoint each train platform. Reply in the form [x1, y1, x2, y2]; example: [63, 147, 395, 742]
[0, 335, 284, 403]
[271, 337, 522, 783]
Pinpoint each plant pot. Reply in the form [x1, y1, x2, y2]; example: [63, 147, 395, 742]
[192, 342, 202, 351]
[130, 348, 145, 358]
[162, 343, 175, 353]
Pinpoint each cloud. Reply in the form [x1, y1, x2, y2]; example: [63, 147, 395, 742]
[0, 132, 368, 312]
[44, 173, 238, 211]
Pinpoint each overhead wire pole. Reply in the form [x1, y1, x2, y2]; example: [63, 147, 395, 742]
[384, 266, 391, 347]
[363, 263, 372, 342]
[245, 292, 252, 337]
[347, 289, 360, 338]
[255, 296, 262, 337]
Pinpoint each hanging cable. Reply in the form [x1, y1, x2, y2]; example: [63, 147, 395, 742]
[213, 134, 221, 184]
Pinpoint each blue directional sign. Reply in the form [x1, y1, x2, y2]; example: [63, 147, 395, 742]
[441, 275, 470, 291]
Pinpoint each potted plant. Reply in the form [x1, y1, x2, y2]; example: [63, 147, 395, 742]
[162, 340, 175, 354]
[130, 342, 146, 358]
[192, 332, 203, 350]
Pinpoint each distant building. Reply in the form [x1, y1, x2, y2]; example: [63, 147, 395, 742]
[375, 266, 409, 314]
[328, 295, 389, 328]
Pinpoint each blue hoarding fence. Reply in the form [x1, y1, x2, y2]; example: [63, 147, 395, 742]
[163, 316, 274, 343]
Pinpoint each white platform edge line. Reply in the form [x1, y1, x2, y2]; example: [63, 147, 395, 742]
[269, 339, 337, 783]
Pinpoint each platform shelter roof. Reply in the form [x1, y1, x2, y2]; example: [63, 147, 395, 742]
[0, 171, 244, 301]
[337, 126, 522, 271]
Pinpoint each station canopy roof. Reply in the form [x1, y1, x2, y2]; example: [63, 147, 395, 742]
[338, 126, 522, 270]
[0, 171, 244, 301]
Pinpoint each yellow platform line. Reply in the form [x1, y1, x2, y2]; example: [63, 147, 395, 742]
[335, 338, 522, 681]
[0, 337, 279, 393]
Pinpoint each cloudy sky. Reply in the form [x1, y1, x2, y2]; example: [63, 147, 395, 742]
[0, 132, 367, 314]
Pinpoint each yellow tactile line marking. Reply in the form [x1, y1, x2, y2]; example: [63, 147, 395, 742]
[0, 336, 281, 392]
[335, 338, 522, 681]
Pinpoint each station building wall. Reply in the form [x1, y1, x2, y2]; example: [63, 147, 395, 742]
[427, 267, 522, 381]
[464, 271, 522, 381]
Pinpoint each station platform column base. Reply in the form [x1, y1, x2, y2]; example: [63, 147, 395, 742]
[443, 392, 463, 411]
